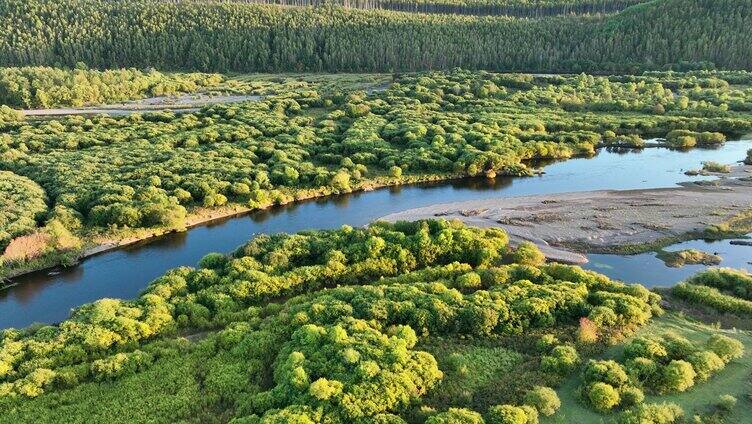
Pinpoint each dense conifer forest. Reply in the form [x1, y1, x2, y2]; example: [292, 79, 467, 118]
[1, 0, 751, 73]
[161, 0, 650, 17]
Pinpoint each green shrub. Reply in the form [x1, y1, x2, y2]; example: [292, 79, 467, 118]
[716, 394, 737, 412]
[706, 334, 744, 363]
[702, 161, 731, 173]
[658, 360, 696, 393]
[616, 402, 684, 424]
[687, 350, 725, 381]
[523, 386, 560, 417]
[540, 345, 580, 375]
[586, 382, 621, 412]
[425, 408, 485, 424]
[619, 386, 645, 408]
[487, 405, 527, 424]
[507, 242, 545, 267]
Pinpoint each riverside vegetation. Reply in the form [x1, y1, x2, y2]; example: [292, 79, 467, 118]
[1, 221, 751, 423]
[4, 68, 752, 276]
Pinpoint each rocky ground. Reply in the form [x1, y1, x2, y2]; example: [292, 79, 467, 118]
[381, 165, 752, 264]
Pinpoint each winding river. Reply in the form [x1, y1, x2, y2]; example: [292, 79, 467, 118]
[2, 141, 752, 329]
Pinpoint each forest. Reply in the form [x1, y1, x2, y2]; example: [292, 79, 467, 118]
[1, 0, 750, 73]
[170, 0, 650, 17]
[3, 69, 752, 275]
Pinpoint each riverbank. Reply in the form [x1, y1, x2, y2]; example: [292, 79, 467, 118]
[1, 170, 480, 281]
[381, 163, 752, 262]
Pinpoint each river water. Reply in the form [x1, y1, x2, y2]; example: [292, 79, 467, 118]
[2, 141, 751, 328]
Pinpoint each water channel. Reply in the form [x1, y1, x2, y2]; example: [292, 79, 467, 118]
[2, 141, 751, 328]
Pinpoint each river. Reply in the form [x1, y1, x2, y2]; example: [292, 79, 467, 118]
[2, 141, 751, 328]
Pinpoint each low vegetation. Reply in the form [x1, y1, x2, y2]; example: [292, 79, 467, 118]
[670, 269, 752, 319]
[4, 69, 752, 276]
[0, 171, 47, 251]
[701, 161, 732, 173]
[656, 249, 722, 268]
[578, 332, 742, 414]
[0, 67, 225, 109]
[0, 219, 665, 421]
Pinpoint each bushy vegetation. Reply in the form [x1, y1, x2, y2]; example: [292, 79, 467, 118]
[0, 67, 224, 109]
[4, 68, 752, 272]
[615, 402, 684, 424]
[0, 220, 663, 422]
[687, 268, 752, 300]
[701, 161, 731, 173]
[672, 268, 752, 316]
[655, 249, 721, 268]
[577, 332, 743, 412]
[1, 0, 751, 73]
[0, 171, 47, 250]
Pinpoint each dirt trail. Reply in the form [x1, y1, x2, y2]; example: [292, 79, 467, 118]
[381, 165, 752, 264]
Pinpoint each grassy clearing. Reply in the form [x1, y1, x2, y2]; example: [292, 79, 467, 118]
[417, 338, 526, 412]
[550, 313, 752, 423]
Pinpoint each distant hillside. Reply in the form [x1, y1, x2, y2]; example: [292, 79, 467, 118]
[158, 0, 651, 17]
[0, 0, 750, 73]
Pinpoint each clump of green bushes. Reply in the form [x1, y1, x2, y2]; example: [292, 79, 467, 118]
[0, 66, 224, 108]
[0, 219, 661, 421]
[578, 332, 743, 412]
[602, 132, 645, 148]
[672, 268, 752, 315]
[687, 268, 752, 299]
[702, 161, 731, 173]
[665, 130, 726, 149]
[656, 249, 721, 268]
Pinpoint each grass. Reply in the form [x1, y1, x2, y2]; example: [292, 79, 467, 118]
[656, 249, 722, 268]
[549, 313, 752, 423]
[0, 342, 206, 423]
[417, 338, 526, 411]
[702, 161, 732, 173]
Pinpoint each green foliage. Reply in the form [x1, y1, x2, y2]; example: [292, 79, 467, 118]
[705, 334, 744, 362]
[523, 386, 560, 416]
[540, 345, 580, 375]
[701, 161, 731, 173]
[579, 331, 743, 412]
[4, 68, 752, 252]
[616, 402, 684, 424]
[656, 249, 721, 268]
[1, 0, 750, 73]
[687, 268, 752, 300]
[0, 171, 48, 250]
[507, 242, 545, 267]
[0, 67, 223, 108]
[0, 220, 661, 422]
[586, 382, 620, 412]
[426, 408, 485, 424]
[658, 360, 696, 393]
[716, 394, 737, 412]
[665, 130, 726, 149]
[672, 283, 752, 316]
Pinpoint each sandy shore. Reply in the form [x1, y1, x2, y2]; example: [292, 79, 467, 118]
[381, 165, 752, 264]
